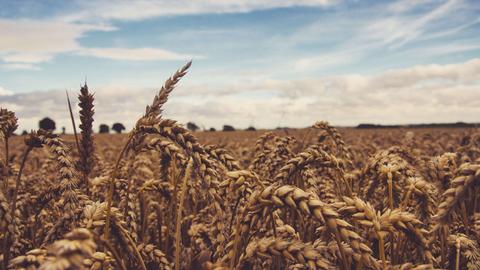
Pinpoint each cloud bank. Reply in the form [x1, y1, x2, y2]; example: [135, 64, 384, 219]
[1, 58, 479, 132]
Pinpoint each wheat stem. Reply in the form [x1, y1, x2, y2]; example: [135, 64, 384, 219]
[66, 91, 81, 154]
[3, 146, 32, 269]
[3, 137, 8, 191]
[175, 158, 193, 270]
[455, 238, 461, 270]
[104, 134, 132, 241]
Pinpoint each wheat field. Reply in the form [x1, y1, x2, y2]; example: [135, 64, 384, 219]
[1, 62, 479, 270]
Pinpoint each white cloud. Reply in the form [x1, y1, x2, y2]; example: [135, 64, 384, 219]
[78, 47, 200, 61]
[0, 17, 199, 67]
[0, 19, 86, 54]
[1, 58, 479, 132]
[366, 58, 480, 90]
[0, 19, 112, 65]
[0, 86, 13, 96]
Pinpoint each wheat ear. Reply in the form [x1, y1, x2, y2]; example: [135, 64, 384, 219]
[77, 83, 95, 189]
[104, 61, 192, 241]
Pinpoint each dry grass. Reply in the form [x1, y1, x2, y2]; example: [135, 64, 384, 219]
[1, 62, 480, 270]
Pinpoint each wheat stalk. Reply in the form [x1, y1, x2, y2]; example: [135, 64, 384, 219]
[104, 61, 192, 242]
[0, 108, 17, 191]
[434, 163, 480, 231]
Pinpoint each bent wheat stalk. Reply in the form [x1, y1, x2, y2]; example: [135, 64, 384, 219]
[104, 61, 192, 241]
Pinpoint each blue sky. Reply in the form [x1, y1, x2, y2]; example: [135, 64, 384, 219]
[0, 0, 479, 131]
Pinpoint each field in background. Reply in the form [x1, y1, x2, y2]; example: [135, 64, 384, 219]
[8, 126, 471, 156]
[5, 127, 472, 166]
[3, 125, 480, 269]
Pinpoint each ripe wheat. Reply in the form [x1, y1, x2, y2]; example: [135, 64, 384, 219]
[0, 62, 479, 270]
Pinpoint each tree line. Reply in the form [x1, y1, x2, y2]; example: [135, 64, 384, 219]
[28, 118, 257, 135]
[187, 122, 256, 132]
[356, 122, 479, 129]
[33, 117, 126, 134]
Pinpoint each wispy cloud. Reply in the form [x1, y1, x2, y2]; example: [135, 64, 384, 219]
[293, 44, 374, 71]
[420, 17, 480, 41]
[61, 0, 337, 22]
[363, 0, 463, 48]
[1, 63, 41, 71]
[291, 0, 477, 73]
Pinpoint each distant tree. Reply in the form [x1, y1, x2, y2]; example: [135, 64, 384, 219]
[99, 124, 110, 134]
[112, 123, 126, 134]
[21, 130, 28, 136]
[39, 117, 56, 132]
[209, 127, 216, 132]
[223, 125, 235, 132]
[356, 124, 377, 129]
[61, 127, 66, 135]
[187, 122, 199, 132]
[245, 126, 256, 131]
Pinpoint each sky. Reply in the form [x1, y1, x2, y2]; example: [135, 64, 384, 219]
[0, 0, 479, 132]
